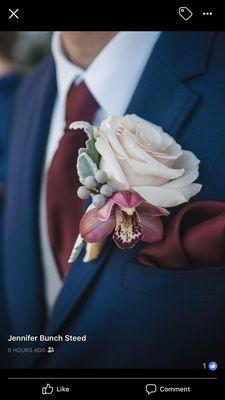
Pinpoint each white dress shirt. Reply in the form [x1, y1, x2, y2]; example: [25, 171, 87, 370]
[39, 31, 161, 314]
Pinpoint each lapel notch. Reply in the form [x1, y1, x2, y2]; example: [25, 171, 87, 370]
[127, 31, 215, 137]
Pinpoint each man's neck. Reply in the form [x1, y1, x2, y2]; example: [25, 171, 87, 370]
[60, 31, 118, 69]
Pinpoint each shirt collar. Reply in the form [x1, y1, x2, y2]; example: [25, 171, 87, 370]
[52, 31, 161, 115]
[52, 31, 84, 103]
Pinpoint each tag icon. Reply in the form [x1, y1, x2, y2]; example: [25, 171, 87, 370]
[179, 7, 193, 21]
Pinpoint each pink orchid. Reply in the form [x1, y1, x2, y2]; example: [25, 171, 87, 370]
[79, 191, 169, 249]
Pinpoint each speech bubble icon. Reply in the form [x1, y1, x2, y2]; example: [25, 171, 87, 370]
[145, 384, 157, 395]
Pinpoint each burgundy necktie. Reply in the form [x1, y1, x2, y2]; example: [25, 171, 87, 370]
[46, 81, 99, 278]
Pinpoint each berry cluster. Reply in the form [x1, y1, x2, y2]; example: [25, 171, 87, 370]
[77, 170, 114, 208]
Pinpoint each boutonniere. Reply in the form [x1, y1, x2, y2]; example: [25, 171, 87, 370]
[68, 115, 202, 263]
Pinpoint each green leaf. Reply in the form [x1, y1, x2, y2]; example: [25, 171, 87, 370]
[85, 136, 100, 167]
[77, 152, 98, 182]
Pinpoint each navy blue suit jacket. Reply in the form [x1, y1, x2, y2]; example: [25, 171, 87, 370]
[2, 32, 225, 369]
[0, 72, 21, 368]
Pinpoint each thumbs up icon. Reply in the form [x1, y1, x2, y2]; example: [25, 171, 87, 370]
[42, 383, 54, 395]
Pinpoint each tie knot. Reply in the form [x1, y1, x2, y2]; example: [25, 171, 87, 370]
[65, 81, 99, 128]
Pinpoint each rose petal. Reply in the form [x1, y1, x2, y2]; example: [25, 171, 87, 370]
[95, 134, 127, 184]
[163, 168, 199, 188]
[106, 115, 182, 167]
[126, 158, 184, 180]
[133, 184, 202, 207]
[107, 128, 128, 160]
[163, 151, 200, 188]
[119, 114, 145, 133]
[173, 150, 200, 169]
[80, 207, 115, 243]
[96, 115, 202, 209]
[100, 115, 123, 133]
[117, 159, 169, 187]
[119, 131, 181, 167]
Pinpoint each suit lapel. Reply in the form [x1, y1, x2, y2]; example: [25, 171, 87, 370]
[127, 31, 215, 137]
[44, 240, 113, 336]
[36, 32, 215, 339]
[127, 56, 200, 136]
[5, 58, 57, 338]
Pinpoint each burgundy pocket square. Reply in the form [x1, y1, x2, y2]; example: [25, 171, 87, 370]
[139, 200, 225, 269]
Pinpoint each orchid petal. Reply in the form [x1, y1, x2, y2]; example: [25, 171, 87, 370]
[80, 207, 115, 243]
[138, 212, 164, 243]
[137, 202, 170, 217]
[97, 191, 143, 222]
[111, 191, 143, 209]
[97, 197, 116, 221]
[113, 208, 143, 249]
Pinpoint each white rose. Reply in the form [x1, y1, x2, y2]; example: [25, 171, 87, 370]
[95, 114, 202, 207]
